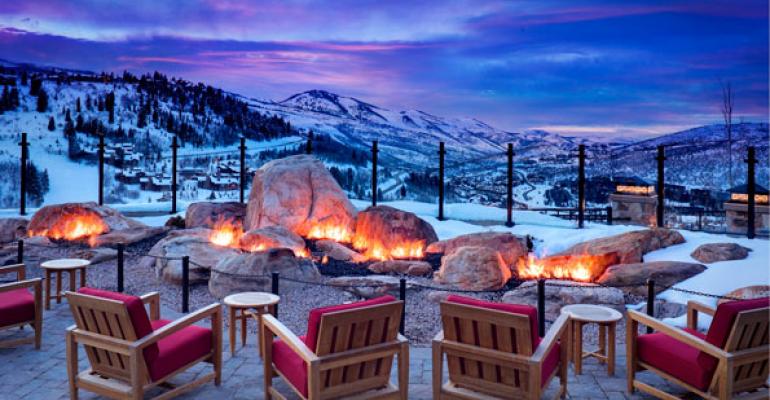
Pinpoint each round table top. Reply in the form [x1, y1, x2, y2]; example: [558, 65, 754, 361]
[560, 304, 623, 323]
[40, 258, 91, 270]
[223, 292, 280, 307]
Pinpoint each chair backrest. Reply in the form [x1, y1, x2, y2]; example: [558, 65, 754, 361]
[439, 300, 537, 398]
[313, 300, 403, 398]
[722, 305, 770, 393]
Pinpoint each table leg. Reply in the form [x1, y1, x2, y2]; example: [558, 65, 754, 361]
[241, 309, 248, 348]
[229, 306, 236, 357]
[69, 269, 76, 292]
[574, 321, 583, 375]
[44, 270, 51, 310]
[80, 268, 86, 288]
[598, 324, 606, 364]
[608, 322, 616, 376]
[56, 271, 62, 304]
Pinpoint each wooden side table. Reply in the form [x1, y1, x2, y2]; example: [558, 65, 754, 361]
[223, 292, 279, 357]
[40, 258, 90, 310]
[561, 304, 623, 376]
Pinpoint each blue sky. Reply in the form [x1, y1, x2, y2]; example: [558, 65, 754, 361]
[0, 0, 767, 138]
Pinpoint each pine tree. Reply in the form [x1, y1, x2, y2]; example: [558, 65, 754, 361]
[36, 89, 48, 112]
[30, 78, 41, 96]
[20, 71, 28, 86]
[106, 91, 115, 124]
[76, 97, 81, 113]
[48, 116, 55, 131]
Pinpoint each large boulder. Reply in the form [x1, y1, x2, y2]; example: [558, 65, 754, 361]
[144, 228, 240, 283]
[208, 248, 320, 298]
[352, 206, 438, 259]
[434, 246, 511, 291]
[368, 260, 433, 277]
[557, 228, 685, 264]
[244, 155, 357, 239]
[596, 261, 706, 295]
[93, 226, 168, 247]
[315, 240, 367, 263]
[328, 275, 405, 299]
[239, 225, 306, 255]
[0, 218, 27, 243]
[690, 243, 751, 264]
[426, 232, 527, 269]
[503, 280, 625, 321]
[719, 285, 770, 305]
[185, 202, 247, 229]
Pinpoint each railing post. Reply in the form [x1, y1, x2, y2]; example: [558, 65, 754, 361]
[239, 137, 247, 204]
[371, 140, 378, 207]
[746, 146, 756, 239]
[438, 142, 446, 220]
[181, 256, 189, 313]
[606, 206, 613, 225]
[399, 277, 406, 335]
[646, 279, 655, 334]
[98, 133, 105, 205]
[577, 144, 586, 228]
[697, 208, 703, 231]
[537, 279, 546, 337]
[305, 134, 313, 155]
[271, 272, 280, 318]
[656, 145, 666, 228]
[171, 135, 179, 214]
[506, 143, 514, 227]
[16, 239, 23, 264]
[19, 132, 28, 216]
[117, 243, 124, 292]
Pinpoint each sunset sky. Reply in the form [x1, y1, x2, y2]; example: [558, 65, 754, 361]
[0, 0, 767, 138]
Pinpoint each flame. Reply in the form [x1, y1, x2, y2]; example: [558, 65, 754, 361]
[209, 218, 244, 248]
[517, 253, 611, 282]
[293, 248, 309, 258]
[307, 223, 352, 243]
[352, 235, 425, 261]
[28, 211, 108, 245]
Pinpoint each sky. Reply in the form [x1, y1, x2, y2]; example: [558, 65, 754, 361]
[0, 0, 767, 139]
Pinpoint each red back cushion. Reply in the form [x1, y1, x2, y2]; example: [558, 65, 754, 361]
[77, 287, 160, 363]
[305, 295, 397, 352]
[698, 297, 770, 370]
[446, 295, 539, 351]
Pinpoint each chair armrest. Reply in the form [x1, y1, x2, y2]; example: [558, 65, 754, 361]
[531, 312, 569, 363]
[140, 292, 161, 320]
[0, 278, 41, 294]
[132, 303, 221, 350]
[627, 309, 729, 359]
[396, 333, 408, 344]
[0, 264, 25, 281]
[259, 313, 318, 363]
[686, 300, 715, 330]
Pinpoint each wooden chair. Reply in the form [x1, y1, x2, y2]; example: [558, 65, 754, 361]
[258, 295, 409, 399]
[627, 297, 770, 400]
[432, 295, 570, 399]
[0, 264, 42, 349]
[65, 287, 222, 400]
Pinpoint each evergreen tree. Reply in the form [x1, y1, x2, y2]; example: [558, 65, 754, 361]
[48, 116, 55, 131]
[20, 71, 28, 86]
[36, 89, 48, 112]
[30, 77, 41, 96]
[76, 97, 81, 113]
[106, 91, 115, 123]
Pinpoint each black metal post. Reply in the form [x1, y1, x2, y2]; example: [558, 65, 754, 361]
[577, 144, 586, 228]
[746, 146, 756, 239]
[19, 132, 28, 216]
[171, 136, 179, 214]
[506, 143, 514, 227]
[656, 146, 666, 228]
[16, 239, 23, 264]
[399, 278, 406, 334]
[606, 206, 613, 225]
[537, 279, 546, 337]
[181, 256, 189, 313]
[117, 243, 124, 292]
[98, 134, 105, 205]
[271, 272, 280, 318]
[438, 142, 446, 220]
[371, 140, 378, 207]
[697, 209, 703, 231]
[306, 137, 313, 155]
[239, 137, 246, 204]
[646, 279, 655, 334]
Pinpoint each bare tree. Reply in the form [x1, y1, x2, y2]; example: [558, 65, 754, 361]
[721, 81, 734, 188]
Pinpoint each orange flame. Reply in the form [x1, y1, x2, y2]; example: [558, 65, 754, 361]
[209, 218, 244, 248]
[352, 235, 425, 261]
[517, 253, 614, 282]
[307, 223, 352, 243]
[28, 211, 108, 245]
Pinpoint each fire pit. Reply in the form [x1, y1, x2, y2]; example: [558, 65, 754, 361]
[516, 253, 620, 282]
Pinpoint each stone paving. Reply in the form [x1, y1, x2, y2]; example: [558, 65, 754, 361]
[0, 299, 693, 399]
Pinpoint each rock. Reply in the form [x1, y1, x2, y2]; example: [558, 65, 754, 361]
[352, 206, 437, 258]
[434, 246, 511, 291]
[145, 228, 240, 284]
[315, 240, 366, 263]
[93, 226, 168, 246]
[426, 232, 528, 268]
[0, 218, 27, 243]
[209, 248, 320, 298]
[72, 247, 118, 265]
[596, 261, 706, 295]
[719, 285, 770, 305]
[244, 155, 357, 239]
[239, 225, 307, 255]
[557, 228, 685, 264]
[29, 202, 146, 234]
[503, 280, 625, 321]
[427, 291, 453, 303]
[368, 260, 433, 276]
[690, 243, 751, 264]
[185, 202, 247, 229]
[328, 275, 403, 299]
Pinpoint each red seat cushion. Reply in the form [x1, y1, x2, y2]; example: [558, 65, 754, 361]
[305, 295, 397, 351]
[147, 319, 213, 382]
[698, 297, 770, 371]
[0, 288, 35, 328]
[272, 335, 311, 397]
[637, 328, 713, 390]
[445, 295, 558, 387]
